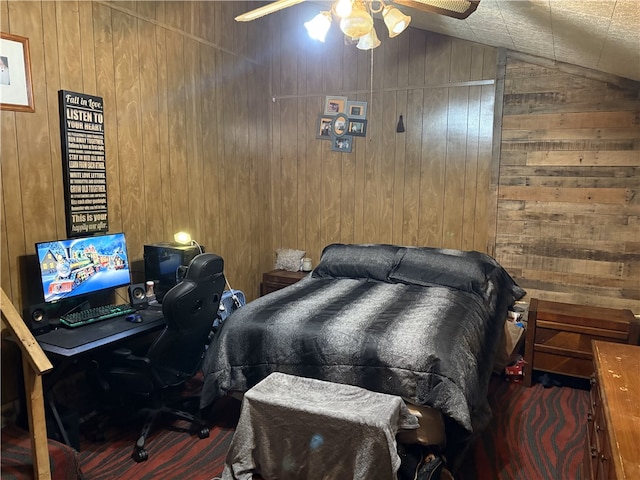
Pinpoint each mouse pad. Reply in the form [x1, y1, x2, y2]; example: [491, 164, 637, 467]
[38, 309, 164, 350]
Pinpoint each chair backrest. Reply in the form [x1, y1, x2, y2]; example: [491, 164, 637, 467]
[148, 252, 225, 386]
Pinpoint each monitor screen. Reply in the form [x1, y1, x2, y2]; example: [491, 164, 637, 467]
[35, 232, 131, 303]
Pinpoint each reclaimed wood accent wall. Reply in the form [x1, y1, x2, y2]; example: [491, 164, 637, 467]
[266, 4, 498, 269]
[496, 53, 640, 312]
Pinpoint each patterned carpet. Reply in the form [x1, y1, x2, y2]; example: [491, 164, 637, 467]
[2, 374, 589, 479]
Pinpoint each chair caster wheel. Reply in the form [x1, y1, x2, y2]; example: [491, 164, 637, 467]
[198, 426, 210, 439]
[132, 448, 148, 462]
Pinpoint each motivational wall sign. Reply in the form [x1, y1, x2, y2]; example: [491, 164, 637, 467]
[59, 90, 108, 237]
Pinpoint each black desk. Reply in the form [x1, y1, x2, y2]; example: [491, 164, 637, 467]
[33, 307, 166, 448]
[37, 307, 165, 358]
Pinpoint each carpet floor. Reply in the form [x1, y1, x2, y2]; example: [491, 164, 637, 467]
[2, 374, 589, 479]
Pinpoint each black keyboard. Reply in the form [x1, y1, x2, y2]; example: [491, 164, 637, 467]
[59, 304, 136, 328]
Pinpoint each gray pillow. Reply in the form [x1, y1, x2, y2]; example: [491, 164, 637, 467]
[388, 247, 525, 301]
[312, 243, 401, 282]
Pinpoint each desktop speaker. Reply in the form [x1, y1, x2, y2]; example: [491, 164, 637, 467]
[27, 303, 51, 335]
[128, 283, 148, 309]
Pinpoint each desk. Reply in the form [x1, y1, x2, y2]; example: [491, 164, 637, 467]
[37, 306, 165, 359]
[30, 307, 166, 448]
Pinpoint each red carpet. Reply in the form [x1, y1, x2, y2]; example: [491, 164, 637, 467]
[2, 375, 589, 479]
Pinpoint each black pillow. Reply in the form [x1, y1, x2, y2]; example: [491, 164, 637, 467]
[388, 247, 525, 300]
[312, 243, 401, 282]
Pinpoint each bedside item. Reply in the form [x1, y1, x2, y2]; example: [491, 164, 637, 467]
[274, 248, 306, 272]
[302, 257, 313, 272]
[523, 299, 640, 387]
[583, 341, 640, 480]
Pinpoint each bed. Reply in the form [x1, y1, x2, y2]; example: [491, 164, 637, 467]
[200, 243, 525, 461]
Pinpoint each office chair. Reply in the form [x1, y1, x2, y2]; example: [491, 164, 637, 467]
[99, 252, 225, 462]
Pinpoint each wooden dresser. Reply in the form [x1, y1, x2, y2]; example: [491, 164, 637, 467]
[523, 299, 639, 387]
[583, 341, 640, 480]
[260, 270, 308, 296]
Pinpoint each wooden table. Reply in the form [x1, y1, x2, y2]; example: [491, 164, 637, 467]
[260, 269, 308, 296]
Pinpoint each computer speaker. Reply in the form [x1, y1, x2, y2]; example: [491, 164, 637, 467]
[128, 283, 148, 309]
[27, 303, 51, 335]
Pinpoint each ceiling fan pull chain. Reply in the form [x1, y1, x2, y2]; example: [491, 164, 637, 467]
[370, 48, 374, 117]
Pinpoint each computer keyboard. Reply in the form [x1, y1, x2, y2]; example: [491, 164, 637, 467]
[59, 304, 136, 328]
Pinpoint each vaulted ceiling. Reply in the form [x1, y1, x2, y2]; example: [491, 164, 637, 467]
[403, 0, 640, 81]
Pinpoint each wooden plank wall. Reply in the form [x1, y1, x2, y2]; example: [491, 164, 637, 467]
[496, 53, 640, 312]
[0, 0, 271, 404]
[266, 4, 498, 269]
[0, 0, 271, 310]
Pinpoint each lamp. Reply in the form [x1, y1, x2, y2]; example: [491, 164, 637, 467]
[305, 11, 333, 42]
[357, 26, 381, 50]
[304, 0, 413, 49]
[173, 231, 203, 254]
[339, 0, 374, 39]
[382, 5, 411, 37]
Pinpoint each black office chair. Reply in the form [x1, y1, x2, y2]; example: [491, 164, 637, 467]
[100, 252, 225, 462]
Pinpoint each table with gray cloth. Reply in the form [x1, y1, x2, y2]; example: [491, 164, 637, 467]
[222, 372, 419, 480]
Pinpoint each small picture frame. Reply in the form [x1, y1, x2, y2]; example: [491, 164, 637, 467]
[347, 119, 367, 137]
[324, 96, 347, 115]
[346, 100, 367, 119]
[0, 32, 34, 112]
[331, 135, 353, 153]
[331, 113, 349, 137]
[316, 115, 334, 140]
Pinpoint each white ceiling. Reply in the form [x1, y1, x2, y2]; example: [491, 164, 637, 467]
[401, 0, 640, 81]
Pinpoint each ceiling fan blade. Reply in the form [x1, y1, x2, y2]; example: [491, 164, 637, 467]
[235, 0, 306, 22]
[392, 0, 480, 19]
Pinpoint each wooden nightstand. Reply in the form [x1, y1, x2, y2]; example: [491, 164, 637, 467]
[260, 270, 308, 296]
[523, 298, 640, 387]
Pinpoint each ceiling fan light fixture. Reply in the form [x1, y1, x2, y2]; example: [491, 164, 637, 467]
[339, 0, 374, 39]
[305, 11, 333, 42]
[356, 26, 381, 50]
[334, 0, 353, 18]
[382, 5, 411, 37]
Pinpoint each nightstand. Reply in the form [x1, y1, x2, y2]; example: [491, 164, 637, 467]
[260, 270, 308, 296]
[523, 298, 640, 387]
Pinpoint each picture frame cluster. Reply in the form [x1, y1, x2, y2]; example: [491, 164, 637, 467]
[316, 96, 367, 153]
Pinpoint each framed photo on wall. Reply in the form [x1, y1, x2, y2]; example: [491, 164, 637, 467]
[0, 33, 34, 113]
[316, 114, 334, 140]
[331, 113, 349, 137]
[331, 135, 353, 153]
[324, 96, 347, 115]
[346, 100, 367, 119]
[347, 119, 367, 137]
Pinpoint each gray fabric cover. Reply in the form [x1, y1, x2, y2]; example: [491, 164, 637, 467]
[201, 244, 525, 457]
[221, 372, 419, 480]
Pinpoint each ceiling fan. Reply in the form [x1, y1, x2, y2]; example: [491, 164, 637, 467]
[235, 0, 481, 23]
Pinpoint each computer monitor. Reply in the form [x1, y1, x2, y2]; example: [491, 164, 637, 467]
[35, 232, 131, 304]
[143, 243, 201, 303]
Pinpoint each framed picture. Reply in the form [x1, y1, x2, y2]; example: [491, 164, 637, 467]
[331, 113, 349, 137]
[316, 115, 334, 140]
[324, 96, 347, 115]
[0, 33, 34, 113]
[346, 101, 367, 119]
[331, 135, 353, 153]
[347, 119, 367, 137]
